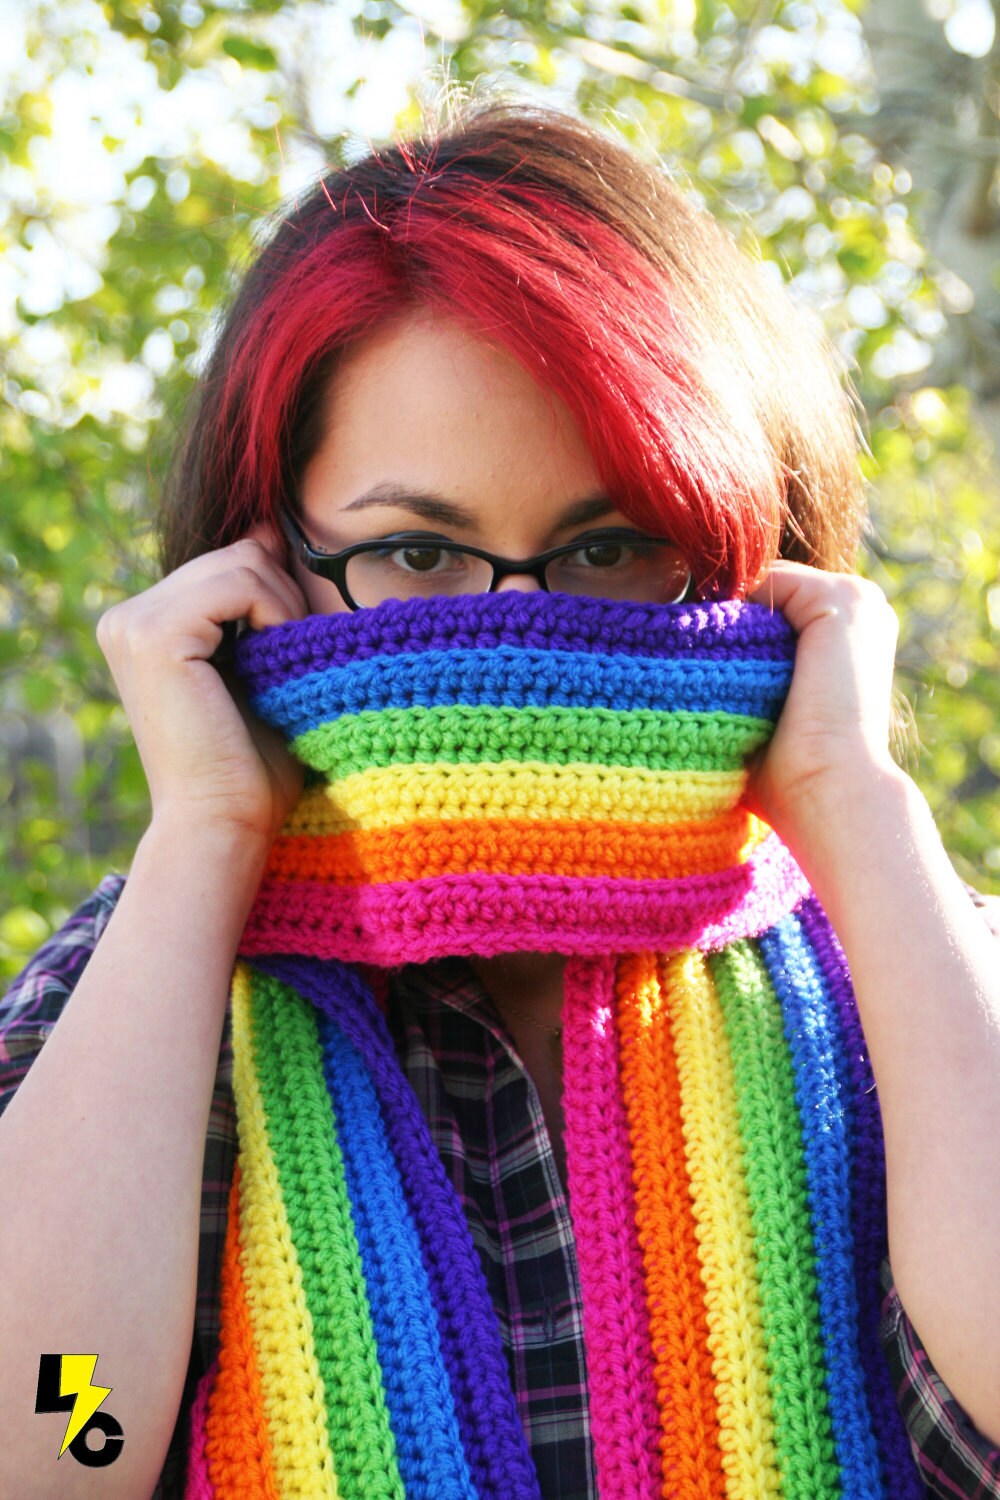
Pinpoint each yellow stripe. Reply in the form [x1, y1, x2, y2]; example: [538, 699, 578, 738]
[284, 761, 747, 836]
[666, 950, 779, 1500]
[231, 965, 340, 1499]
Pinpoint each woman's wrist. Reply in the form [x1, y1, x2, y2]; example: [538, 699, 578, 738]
[772, 760, 993, 996]
[131, 812, 273, 939]
[142, 805, 274, 868]
[767, 757, 929, 893]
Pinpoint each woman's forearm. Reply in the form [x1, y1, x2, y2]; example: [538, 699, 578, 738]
[788, 763, 1000, 1445]
[0, 819, 268, 1499]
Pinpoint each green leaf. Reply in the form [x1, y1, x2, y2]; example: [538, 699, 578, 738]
[221, 36, 278, 69]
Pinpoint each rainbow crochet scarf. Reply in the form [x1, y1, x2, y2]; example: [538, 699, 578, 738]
[185, 592, 921, 1500]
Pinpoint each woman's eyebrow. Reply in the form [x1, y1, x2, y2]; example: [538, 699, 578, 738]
[341, 483, 618, 531]
[555, 495, 619, 530]
[341, 484, 476, 528]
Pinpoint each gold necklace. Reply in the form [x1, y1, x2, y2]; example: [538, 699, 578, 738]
[493, 997, 565, 1084]
[495, 995, 563, 1042]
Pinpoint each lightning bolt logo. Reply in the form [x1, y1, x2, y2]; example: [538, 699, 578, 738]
[35, 1354, 125, 1467]
[56, 1354, 112, 1456]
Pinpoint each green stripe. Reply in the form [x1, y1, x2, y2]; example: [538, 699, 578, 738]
[709, 942, 841, 1500]
[293, 704, 771, 778]
[250, 970, 404, 1500]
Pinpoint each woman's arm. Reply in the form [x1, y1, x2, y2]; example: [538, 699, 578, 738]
[750, 561, 1000, 1448]
[0, 535, 306, 1498]
[0, 822, 267, 1497]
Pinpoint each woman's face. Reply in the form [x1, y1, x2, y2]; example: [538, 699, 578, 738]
[292, 307, 641, 615]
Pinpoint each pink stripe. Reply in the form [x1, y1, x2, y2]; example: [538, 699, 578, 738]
[184, 1361, 216, 1499]
[561, 954, 661, 1498]
[240, 835, 809, 964]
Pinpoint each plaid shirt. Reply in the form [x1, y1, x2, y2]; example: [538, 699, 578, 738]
[3, 874, 999, 1499]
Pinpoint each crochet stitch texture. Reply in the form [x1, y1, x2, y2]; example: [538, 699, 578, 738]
[186, 591, 922, 1500]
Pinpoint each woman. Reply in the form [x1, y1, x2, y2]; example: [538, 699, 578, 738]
[1, 101, 998, 1500]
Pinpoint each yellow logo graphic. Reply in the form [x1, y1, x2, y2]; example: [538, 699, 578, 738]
[35, 1354, 124, 1467]
[56, 1355, 111, 1456]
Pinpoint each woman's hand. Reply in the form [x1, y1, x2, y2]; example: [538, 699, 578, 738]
[97, 529, 308, 848]
[745, 561, 902, 850]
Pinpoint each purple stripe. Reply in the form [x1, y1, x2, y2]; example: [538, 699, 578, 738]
[240, 836, 810, 965]
[257, 954, 542, 1500]
[235, 594, 795, 689]
[797, 897, 924, 1500]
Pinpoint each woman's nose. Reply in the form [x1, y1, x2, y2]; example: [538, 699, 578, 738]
[494, 573, 543, 593]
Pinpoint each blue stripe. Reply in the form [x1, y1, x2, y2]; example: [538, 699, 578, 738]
[759, 916, 884, 1497]
[316, 1012, 479, 1500]
[250, 647, 792, 740]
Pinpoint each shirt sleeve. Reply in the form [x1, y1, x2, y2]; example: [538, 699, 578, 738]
[881, 1264, 1000, 1497]
[0, 874, 127, 1112]
[969, 889, 1000, 942]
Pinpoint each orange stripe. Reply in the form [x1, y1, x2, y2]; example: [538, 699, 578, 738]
[264, 810, 764, 885]
[617, 953, 727, 1500]
[205, 1165, 280, 1499]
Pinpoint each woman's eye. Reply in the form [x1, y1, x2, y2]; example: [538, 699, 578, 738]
[562, 538, 640, 569]
[399, 546, 443, 572]
[382, 544, 463, 574]
[577, 541, 627, 568]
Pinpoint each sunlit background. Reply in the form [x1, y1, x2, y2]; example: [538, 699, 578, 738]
[2, 0, 1000, 978]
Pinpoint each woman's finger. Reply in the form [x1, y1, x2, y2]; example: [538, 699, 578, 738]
[748, 560, 896, 643]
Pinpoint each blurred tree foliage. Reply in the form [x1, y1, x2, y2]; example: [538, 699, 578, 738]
[2, 0, 999, 980]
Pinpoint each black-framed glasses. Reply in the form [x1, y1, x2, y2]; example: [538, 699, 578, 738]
[280, 508, 692, 610]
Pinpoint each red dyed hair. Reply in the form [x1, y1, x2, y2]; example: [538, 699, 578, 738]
[160, 101, 863, 597]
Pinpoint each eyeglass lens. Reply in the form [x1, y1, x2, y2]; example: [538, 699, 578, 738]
[344, 538, 690, 608]
[347, 545, 493, 606]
